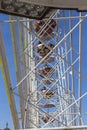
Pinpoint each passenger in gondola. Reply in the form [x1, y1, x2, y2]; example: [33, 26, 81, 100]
[42, 114, 50, 123]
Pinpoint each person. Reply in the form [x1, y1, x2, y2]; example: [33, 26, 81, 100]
[3, 123, 11, 130]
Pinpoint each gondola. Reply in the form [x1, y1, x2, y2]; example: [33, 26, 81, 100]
[37, 42, 54, 57]
[41, 88, 54, 99]
[38, 66, 54, 78]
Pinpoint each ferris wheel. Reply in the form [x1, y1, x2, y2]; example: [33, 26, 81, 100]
[0, 0, 87, 130]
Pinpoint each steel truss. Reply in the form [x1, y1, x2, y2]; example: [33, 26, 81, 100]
[0, 9, 87, 130]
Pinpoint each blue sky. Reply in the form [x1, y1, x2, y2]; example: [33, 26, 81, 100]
[0, 11, 87, 129]
[0, 70, 14, 129]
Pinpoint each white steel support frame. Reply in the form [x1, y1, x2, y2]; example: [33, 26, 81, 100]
[25, 125, 87, 130]
[10, 16, 26, 128]
[11, 9, 87, 129]
[15, 11, 87, 88]
[78, 12, 83, 125]
[0, 9, 87, 130]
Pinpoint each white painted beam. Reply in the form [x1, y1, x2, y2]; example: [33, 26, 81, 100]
[19, 125, 87, 130]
